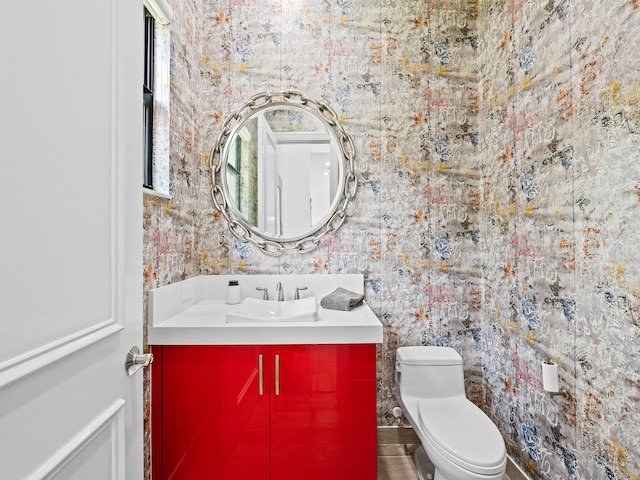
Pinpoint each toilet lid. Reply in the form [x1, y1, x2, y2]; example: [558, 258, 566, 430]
[396, 346, 462, 366]
[418, 397, 506, 475]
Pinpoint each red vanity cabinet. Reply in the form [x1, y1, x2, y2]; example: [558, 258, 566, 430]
[152, 344, 377, 480]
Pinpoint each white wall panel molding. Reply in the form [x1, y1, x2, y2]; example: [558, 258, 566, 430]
[0, 322, 123, 390]
[26, 400, 125, 480]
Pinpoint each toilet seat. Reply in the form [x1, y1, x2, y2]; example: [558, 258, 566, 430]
[417, 397, 506, 476]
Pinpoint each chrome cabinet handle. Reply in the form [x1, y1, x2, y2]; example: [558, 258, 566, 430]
[275, 354, 280, 395]
[259, 354, 264, 395]
[125, 346, 154, 376]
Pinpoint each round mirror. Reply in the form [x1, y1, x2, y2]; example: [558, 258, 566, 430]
[210, 91, 357, 256]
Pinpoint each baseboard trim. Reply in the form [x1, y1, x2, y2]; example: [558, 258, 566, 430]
[377, 425, 419, 445]
[506, 454, 531, 480]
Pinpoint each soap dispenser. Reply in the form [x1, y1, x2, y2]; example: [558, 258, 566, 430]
[226, 280, 241, 305]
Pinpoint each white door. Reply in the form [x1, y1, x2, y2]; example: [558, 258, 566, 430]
[0, 0, 144, 479]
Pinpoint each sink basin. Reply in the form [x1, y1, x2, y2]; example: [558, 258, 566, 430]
[225, 297, 318, 323]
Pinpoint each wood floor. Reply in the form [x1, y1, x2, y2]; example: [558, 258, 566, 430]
[377, 427, 526, 480]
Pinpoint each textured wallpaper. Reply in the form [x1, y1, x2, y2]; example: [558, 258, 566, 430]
[478, 1, 640, 478]
[143, 1, 640, 478]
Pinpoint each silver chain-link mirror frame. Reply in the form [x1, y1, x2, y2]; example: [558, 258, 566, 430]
[209, 90, 357, 257]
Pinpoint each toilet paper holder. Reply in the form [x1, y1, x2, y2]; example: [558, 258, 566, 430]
[542, 358, 569, 398]
[548, 389, 569, 398]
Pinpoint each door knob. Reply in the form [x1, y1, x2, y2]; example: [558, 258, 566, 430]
[125, 346, 154, 376]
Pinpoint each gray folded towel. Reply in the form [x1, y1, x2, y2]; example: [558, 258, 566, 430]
[320, 287, 364, 311]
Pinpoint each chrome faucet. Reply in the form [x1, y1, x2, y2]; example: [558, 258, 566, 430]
[276, 282, 284, 301]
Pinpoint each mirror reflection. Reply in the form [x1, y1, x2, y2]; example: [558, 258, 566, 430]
[223, 106, 343, 240]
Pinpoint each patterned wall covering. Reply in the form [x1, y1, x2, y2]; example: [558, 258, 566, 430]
[142, 1, 640, 479]
[478, 1, 640, 478]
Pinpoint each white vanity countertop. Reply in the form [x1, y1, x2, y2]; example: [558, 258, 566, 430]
[148, 274, 383, 345]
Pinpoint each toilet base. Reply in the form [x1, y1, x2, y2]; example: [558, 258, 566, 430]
[414, 445, 435, 480]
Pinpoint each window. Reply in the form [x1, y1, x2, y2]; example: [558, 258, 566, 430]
[143, 0, 172, 198]
[226, 135, 242, 207]
[143, 10, 154, 189]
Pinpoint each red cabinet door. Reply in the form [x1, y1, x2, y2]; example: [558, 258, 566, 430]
[154, 345, 270, 480]
[270, 344, 377, 480]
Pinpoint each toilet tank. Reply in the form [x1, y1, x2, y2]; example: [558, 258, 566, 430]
[395, 346, 465, 398]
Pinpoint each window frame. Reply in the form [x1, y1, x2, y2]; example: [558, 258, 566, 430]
[142, 0, 172, 199]
[143, 10, 154, 190]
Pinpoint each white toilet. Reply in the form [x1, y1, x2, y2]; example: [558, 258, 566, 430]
[395, 346, 507, 480]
